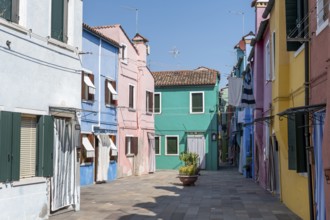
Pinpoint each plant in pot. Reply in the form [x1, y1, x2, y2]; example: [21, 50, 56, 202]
[178, 151, 199, 186]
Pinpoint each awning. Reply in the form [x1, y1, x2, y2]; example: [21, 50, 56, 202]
[244, 115, 274, 127]
[84, 75, 96, 94]
[82, 137, 95, 158]
[277, 104, 326, 117]
[107, 82, 118, 100]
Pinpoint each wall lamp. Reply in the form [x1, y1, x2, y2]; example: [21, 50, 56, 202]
[325, 168, 330, 184]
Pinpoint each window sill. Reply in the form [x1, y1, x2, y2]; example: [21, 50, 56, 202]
[190, 112, 204, 114]
[294, 44, 305, 57]
[165, 154, 179, 156]
[146, 112, 153, 116]
[82, 99, 94, 104]
[105, 104, 117, 108]
[47, 37, 78, 53]
[81, 162, 93, 166]
[12, 177, 47, 187]
[126, 154, 135, 158]
[154, 112, 161, 115]
[0, 19, 29, 35]
[120, 59, 128, 65]
[128, 108, 136, 112]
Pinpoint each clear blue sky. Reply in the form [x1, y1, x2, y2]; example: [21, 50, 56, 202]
[83, 0, 255, 89]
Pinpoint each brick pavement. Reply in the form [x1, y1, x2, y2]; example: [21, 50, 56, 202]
[50, 166, 301, 220]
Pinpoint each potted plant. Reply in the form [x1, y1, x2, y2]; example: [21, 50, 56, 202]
[178, 152, 199, 186]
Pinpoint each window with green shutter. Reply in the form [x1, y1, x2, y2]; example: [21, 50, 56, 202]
[51, 0, 68, 43]
[0, 0, 19, 23]
[166, 136, 179, 155]
[154, 93, 161, 114]
[0, 111, 21, 182]
[190, 92, 204, 113]
[155, 136, 160, 155]
[287, 112, 307, 173]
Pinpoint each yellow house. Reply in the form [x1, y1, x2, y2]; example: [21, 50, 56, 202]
[266, 0, 310, 219]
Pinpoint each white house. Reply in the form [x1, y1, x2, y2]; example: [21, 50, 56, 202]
[0, 0, 83, 219]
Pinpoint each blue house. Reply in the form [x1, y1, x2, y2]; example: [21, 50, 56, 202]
[80, 24, 120, 185]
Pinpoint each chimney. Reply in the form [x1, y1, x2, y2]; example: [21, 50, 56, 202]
[132, 33, 149, 63]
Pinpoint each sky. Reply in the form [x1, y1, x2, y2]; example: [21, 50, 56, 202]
[83, 0, 255, 89]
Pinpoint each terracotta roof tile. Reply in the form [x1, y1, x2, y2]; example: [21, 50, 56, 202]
[151, 68, 219, 87]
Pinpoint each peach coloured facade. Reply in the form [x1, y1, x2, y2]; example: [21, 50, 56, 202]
[96, 25, 155, 178]
[309, 0, 330, 217]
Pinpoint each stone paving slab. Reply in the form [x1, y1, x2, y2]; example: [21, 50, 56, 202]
[50, 166, 301, 220]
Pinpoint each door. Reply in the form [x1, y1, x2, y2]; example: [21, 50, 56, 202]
[187, 135, 206, 169]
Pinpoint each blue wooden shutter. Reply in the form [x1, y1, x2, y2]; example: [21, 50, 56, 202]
[0, 111, 21, 182]
[37, 115, 54, 177]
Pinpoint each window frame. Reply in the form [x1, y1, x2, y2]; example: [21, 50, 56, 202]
[316, 0, 329, 35]
[125, 136, 138, 156]
[82, 72, 95, 102]
[265, 40, 271, 82]
[128, 84, 135, 110]
[120, 43, 128, 64]
[190, 91, 204, 114]
[0, 0, 20, 23]
[146, 90, 154, 114]
[271, 31, 276, 81]
[105, 78, 117, 106]
[154, 92, 161, 114]
[165, 135, 179, 156]
[155, 136, 161, 155]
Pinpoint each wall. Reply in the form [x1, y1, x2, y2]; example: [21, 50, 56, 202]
[155, 85, 219, 171]
[271, 1, 309, 219]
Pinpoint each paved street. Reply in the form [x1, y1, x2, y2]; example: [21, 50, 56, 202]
[50, 166, 301, 220]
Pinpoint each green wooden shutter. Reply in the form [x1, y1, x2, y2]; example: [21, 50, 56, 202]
[287, 114, 297, 170]
[11, 112, 21, 181]
[0, 111, 21, 182]
[285, 0, 303, 51]
[37, 115, 54, 177]
[51, 0, 64, 42]
[132, 137, 138, 155]
[295, 112, 307, 173]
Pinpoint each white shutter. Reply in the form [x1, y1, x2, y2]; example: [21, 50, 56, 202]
[20, 117, 37, 178]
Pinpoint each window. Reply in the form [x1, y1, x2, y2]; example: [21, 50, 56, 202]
[165, 136, 179, 155]
[121, 43, 127, 63]
[146, 91, 153, 114]
[125, 136, 138, 155]
[82, 72, 95, 102]
[316, 0, 329, 33]
[190, 92, 204, 114]
[155, 136, 160, 155]
[129, 84, 135, 109]
[285, 0, 306, 51]
[20, 116, 37, 178]
[154, 93, 161, 114]
[0, 112, 54, 182]
[0, 0, 19, 23]
[271, 32, 276, 80]
[265, 40, 271, 82]
[287, 113, 307, 173]
[51, 0, 68, 43]
[105, 79, 117, 106]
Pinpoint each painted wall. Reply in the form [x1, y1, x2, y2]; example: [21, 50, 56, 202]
[155, 85, 219, 171]
[97, 26, 155, 177]
[0, 181, 48, 220]
[308, 0, 330, 217]
[271, 1, 309, 219]
[0, 0, 82, 219]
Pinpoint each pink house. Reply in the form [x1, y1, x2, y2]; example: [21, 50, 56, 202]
[94, 25, 155, 178]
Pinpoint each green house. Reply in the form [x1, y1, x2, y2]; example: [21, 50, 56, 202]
[152, 67, 220, 170]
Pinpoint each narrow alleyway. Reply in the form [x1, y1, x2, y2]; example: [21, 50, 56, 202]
[50, 166, 301, 220]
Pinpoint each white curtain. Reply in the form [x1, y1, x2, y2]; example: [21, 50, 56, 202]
[96, 135, 110, 182]
[313, 111, 326, 220]
[187, 135, 205, 169]
[51, 119, 77, 211]
[148, 133, 156, 173]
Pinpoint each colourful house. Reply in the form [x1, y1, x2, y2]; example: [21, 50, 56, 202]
[250, 0, 280, 195]
[94, 25, 156, 178]
[152, 67, 220, 171]
[266, 0, 310, 219]
[80, 24, 120, 186]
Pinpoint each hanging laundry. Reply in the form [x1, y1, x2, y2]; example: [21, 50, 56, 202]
[228, 77, 243, 107]
[241, 70, 256, 108]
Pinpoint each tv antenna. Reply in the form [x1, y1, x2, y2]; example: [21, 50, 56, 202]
[121, 6, 139, 34]
[169, 46, 180, 58]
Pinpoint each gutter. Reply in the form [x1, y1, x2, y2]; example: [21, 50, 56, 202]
[262, 0, 275, 19]
[255, 19, 269, 42]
